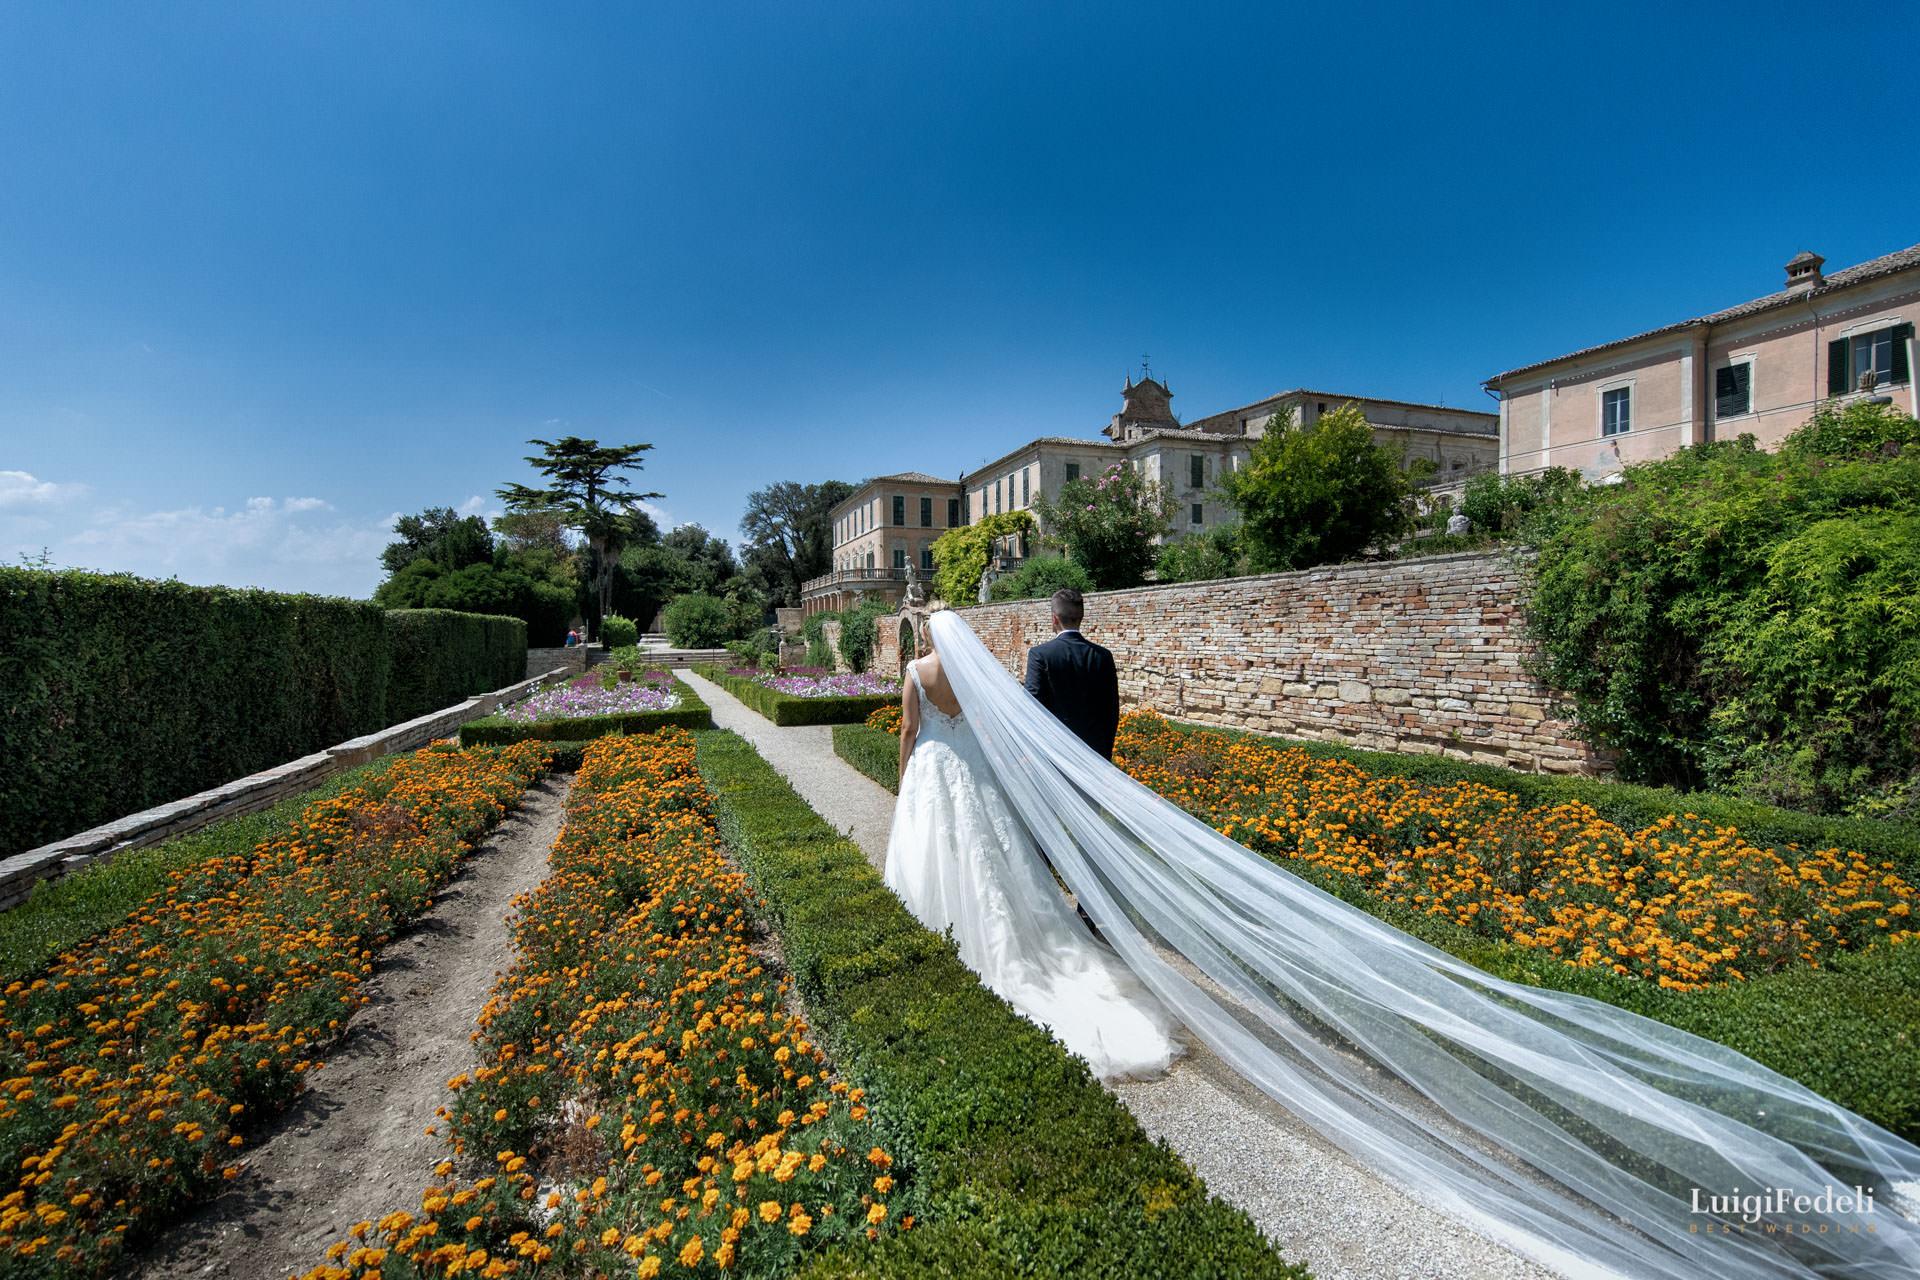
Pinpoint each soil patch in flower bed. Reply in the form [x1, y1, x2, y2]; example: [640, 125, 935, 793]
[128, 775, 570, 1280]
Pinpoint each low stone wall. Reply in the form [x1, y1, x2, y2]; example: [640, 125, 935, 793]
[0, 668, 572, 912]
[874, 551, 1603, 776]
[526, 645, 588, 678]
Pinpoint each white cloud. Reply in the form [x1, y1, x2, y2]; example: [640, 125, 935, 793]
[0, 470, 87, 509]
[3, 487, 396, 597]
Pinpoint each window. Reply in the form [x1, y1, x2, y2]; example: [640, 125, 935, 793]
[990, 484, 998, 515]
[1022, 469, 1030, 505]
[1190, 502, 1204, 526]
[920, 545, 934, 571]
[1830, 323, 1913, 393]
[892, 495, 905, 526]
[1601, 387, 1631, 437]
[893, 547, 906, 570]
[1190, 454, 1205, 488]
[1065, 462, 1080, 482]
[948, 497, 961, 527]
[1715, 363, 1752, 419]
[919, 495, 933, 527]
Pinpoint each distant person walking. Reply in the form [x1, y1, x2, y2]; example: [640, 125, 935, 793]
[564, 628, 579, 648]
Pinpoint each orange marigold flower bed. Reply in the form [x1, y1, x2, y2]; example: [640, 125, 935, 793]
[0, 741, 552, 1279]
[299, 730, 912, 1278]
[1116, 713, 1918, 991]
[864, 704, 901, 736]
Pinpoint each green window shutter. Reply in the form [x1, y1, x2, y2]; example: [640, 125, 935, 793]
[1828, 337, 1850, 394]
[1892, 323, 1914, 384]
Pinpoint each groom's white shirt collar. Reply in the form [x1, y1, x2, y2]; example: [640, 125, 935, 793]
[1057, 628, 1083, 637]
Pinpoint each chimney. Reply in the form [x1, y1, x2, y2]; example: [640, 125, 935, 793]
[1785, 250, 1825, 292]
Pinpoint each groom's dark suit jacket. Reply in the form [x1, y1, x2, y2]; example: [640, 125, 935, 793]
[1023, 629, 1121, 759]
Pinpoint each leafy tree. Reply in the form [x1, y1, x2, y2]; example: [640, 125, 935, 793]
[930, 511, 1034, 604]
[1033, 462, 1172, 590]
[1154, 523, 1248, 584]
[497, 436, 662, 641]
[835, 597, 892, 672]
[1527, 399, 1920, 813]
[661, 592, 732, 649]
[373, 559, 574, 644]
[1224, 406, 1411, 571]
[738, 480, 853, 607]
[381, 507, 495, 575]
[988, 554, 1094, 602]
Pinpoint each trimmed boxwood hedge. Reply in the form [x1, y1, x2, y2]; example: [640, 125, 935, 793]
[0, 568, 533, 858]
[833, 714, 1920, 1138]
[386, 608, 527, 722]
[693, 731, 1306, 1279]
[695, 665, 900, 726]
[832, 722, 899, 792]
[460, 677, 712, 745]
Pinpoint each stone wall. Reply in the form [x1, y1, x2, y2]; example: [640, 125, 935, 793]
[874, 551, 1603, 775]
[526, 645, 588, 679]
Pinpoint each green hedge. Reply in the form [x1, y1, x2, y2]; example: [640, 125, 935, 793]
[693, 732, 1304, 1279]
[0, 568, 532, 858]
[832, 723, 899, 791]
[460, 677, 712, 744]
[386, 608, 527, 722]
[695, 665, 899, 726]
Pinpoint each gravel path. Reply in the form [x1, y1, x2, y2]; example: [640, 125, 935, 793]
[681, 671, 897, 869]
[128, 774, 571, 1280]
[683, 672, 1551, 1280]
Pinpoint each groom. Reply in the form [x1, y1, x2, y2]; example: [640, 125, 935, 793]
[1023, 586, 1121, 759]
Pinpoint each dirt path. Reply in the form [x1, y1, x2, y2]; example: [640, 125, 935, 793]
[129, 774, 571, 1280]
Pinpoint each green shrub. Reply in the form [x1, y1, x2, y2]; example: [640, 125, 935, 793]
[1526, 400, 1920, 811]
[385, 609, 528, 722]
[831, 723, 899, 791]
[1154, 524, 1247, 584]
[930, 512, 1034, 605]
[693, 732, 1305, 1278]
[1224, 405, 1412, 570]
[1033, 463, 1172, 590]
[661, 592, 732, 648]
[836, 598, 891, 672]
[802, 611, 834, 668]
[460, 677, 711, 744]
[988, 554, 1094, 601]
[1457, 467, 1580, 536]
[598, 612, 638, 648]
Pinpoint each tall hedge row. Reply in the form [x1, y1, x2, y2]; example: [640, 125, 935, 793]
[0, 570, 529, 857]
[386, 608, 527, 722]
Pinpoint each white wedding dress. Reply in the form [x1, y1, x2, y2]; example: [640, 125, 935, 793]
[883, 659, 1183, 1081]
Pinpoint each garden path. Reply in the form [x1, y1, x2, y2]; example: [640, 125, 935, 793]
[681, 670, 1550, 1280]
[129, 774, 572, 1280]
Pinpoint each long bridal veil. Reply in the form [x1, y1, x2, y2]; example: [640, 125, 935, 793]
[925, 609, 1920, 1280]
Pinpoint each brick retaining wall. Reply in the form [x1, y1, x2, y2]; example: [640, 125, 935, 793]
[875, 551, 1604, 776]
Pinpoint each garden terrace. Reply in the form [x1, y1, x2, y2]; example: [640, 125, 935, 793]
[0, 740, 552, 1278]
[695, 665, 899, 727]
[460, 669, 712, 746]
[837, 709, 1920, 1139]
[301, 731, 916, 1279]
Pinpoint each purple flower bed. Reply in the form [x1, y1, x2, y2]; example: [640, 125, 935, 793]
[503, 672, 681, 722]
[760, 671, 897, 698]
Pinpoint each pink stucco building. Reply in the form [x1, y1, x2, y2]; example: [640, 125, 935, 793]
[1484, 243, 1920, 479]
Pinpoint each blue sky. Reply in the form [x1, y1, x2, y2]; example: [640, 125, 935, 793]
[3, 2, 1915, 597]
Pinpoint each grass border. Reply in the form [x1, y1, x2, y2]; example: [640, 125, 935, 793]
[694, 665, 899, 727]
[458, 674, 713, 744]
[694, 730, 1307, 1279]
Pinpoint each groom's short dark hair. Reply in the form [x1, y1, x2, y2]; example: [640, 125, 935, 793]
[1051, 587, 1084, 628]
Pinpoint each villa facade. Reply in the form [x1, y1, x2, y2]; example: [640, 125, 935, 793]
[1485, 243, 1920, 480]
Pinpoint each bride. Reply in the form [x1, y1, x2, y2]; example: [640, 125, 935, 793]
[883, 607, 1920, 1280]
